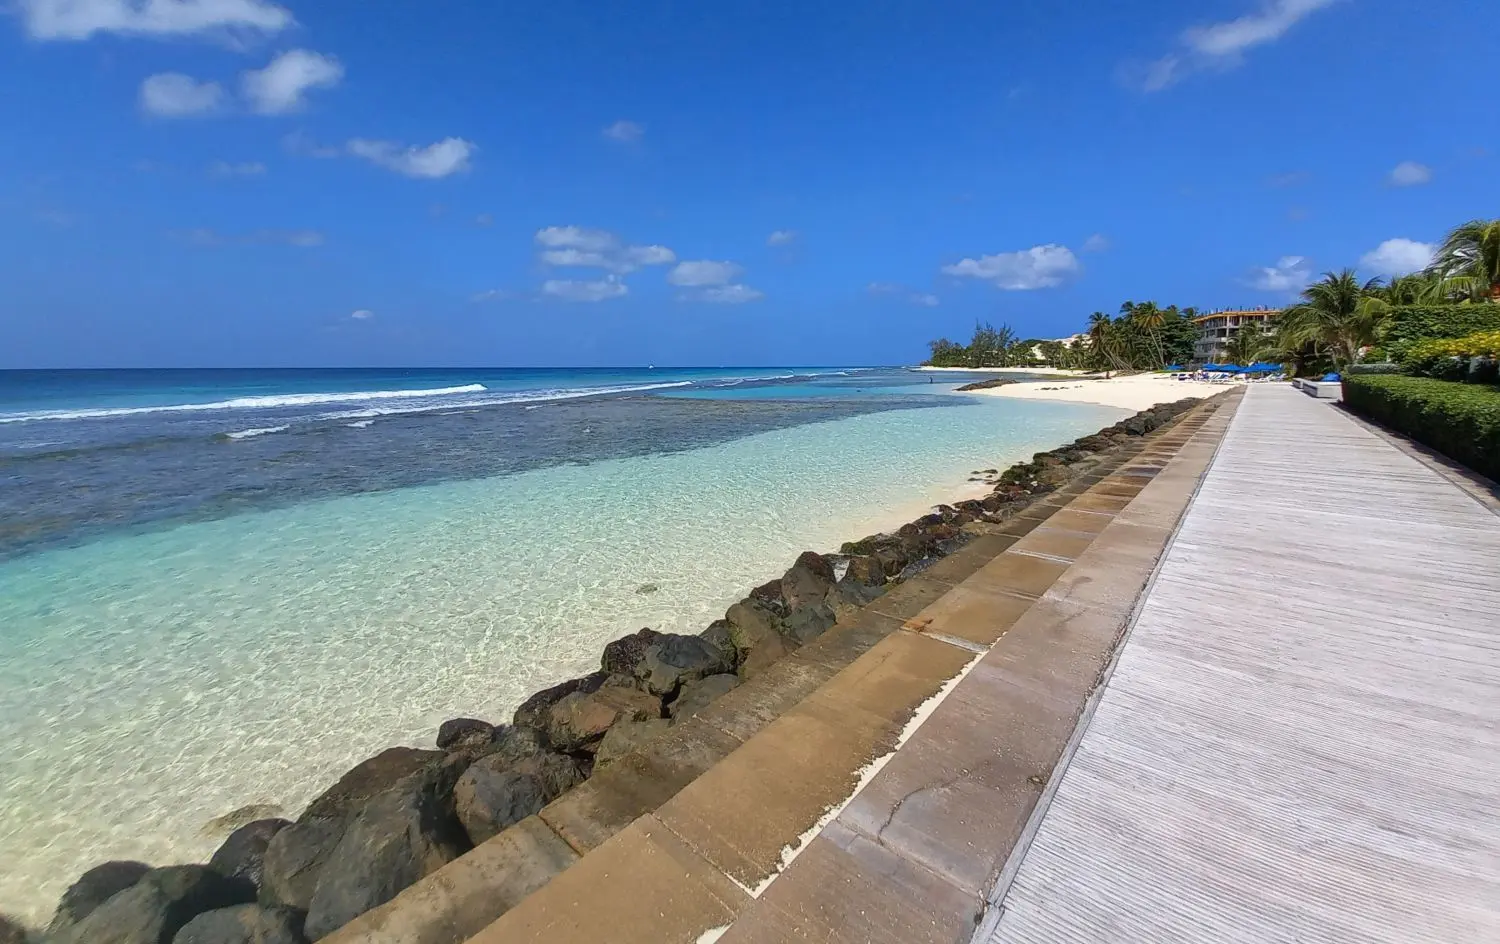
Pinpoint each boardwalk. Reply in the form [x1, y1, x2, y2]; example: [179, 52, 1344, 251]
[983, 385, 1500, 942]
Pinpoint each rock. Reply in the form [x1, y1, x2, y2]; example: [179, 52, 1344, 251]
[436, 718, 495, 751]
[303, 760, 470, 940]
[827, 579, 882, 623]
[202, 805, 284, 838]
[782, 601, 836, 645]
[486, 725, 547, 765]
[594, 718, 672, 767]
[511, 672, 606, 732]
[173, 904, 305, 944]
[210, 819, 290, 892]
[780, 552, 835, 612]
[48, 860, 153, 938]
[842, 555, 886, 588]
[839, 536, 881, 557]
[634, 583, 659, 594]
[544, 686, 662, 753]
[724, 598, 791, 679]
[635, 634, 734, 696]
[600, 628, 662, 677]
[0, 916, 25, 944]
[260, 818, 345, 910]
[453, 751, 587, 845]
[669, 673, 741, 720]
[746, 579, 785, 612]
[954, 378, 1015, 391]
[697, 619, 738, 667]
[301, 747, 444, 820]
[55, 865, 254, 944]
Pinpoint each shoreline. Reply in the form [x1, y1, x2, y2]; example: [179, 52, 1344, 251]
[913, 365, 1087, 376]
[13, 397, 1206, 943]
[963, 373, 1232, 411]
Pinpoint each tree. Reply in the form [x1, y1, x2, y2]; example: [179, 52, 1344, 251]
[1379, 272, 1446, 305]
[1223, 322, 1267, 365]
[1429, 219, 1500, 301]
[1128, 301, 1168, 368]
[926, 338, 965, 366]
[1278, 269, 1389, 368]
[1086, 312, 1121, 372]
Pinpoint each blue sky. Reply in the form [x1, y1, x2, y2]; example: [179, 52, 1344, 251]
[1, 0, 1494, 368]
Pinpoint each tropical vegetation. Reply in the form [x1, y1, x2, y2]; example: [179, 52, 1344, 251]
[1341, 374, 1500, 481]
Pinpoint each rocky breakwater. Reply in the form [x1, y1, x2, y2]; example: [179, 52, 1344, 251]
[11, 397, 1207, 944]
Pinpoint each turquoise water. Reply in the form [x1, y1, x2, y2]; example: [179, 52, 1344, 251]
[0, 368, 1126, 922]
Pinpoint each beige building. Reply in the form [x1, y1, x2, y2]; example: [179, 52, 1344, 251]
[1193, 309, 1278, 362]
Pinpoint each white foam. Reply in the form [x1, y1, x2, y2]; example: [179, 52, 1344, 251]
[345, 420, 374, 429]
[315, 381, 695, 422]
[0, 385, 490, 423]
[223, 425, 289, 441]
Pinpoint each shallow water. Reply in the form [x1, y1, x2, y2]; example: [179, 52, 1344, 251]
[0, 368, 1126, 922]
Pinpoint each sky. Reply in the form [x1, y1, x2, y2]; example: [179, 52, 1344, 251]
[1, 0, 1496, 369]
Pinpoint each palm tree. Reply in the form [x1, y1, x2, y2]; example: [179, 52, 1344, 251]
[1429, 219, 1500, 301]
[1224, 322, 1266, 365]
[1379, 272, 1446, 305]
[1128, 301, 1167, 368]
[1279, 269, 1389, 368]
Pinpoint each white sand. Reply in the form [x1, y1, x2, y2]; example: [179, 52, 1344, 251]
[964, 374, 1232, 411]
[915, 365, 1085, 376]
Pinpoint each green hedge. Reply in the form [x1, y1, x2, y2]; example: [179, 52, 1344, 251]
[1344, 362, 1404, 375]
[1342, 375, 1500, 481]
[1384, 305, 1500, 343]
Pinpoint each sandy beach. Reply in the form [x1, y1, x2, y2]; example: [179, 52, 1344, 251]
[965, 373, 1233, 411]
[915, 365, 1085, 376]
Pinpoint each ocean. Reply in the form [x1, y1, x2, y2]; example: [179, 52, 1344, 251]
[0, 367, 1127, 923]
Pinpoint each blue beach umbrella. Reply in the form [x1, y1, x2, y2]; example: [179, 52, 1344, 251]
[1164, 364, 1184, 371]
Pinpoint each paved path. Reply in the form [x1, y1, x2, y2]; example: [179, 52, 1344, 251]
[982, 385, 1500, 942]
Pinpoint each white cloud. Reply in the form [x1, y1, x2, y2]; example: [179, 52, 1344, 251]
[181, 227, 324, 247]
[18, 0, 292, 40]
[1133, 0, 1337, 91]
[350, 309, 373, 320]
[242, 49, 343, 115]
[1082, 233, 1110, 252]
[1387, 161, 1431, 187]
[535, 227, 675, 273]
[602, 120, 643, 143]
[867, 282, 940, 306]
[1247, 255, 1311, 292]
[209, 160, 266, 176]
[942, 244, 1081, 290]
[766, 229, 797, 246]
[347, 137, 476, 178]
[139, 72, 223, 117]
[668, 260, 743, 287]
[1360, 238, 1434, 276]
[698, 284, 764, 304]
[542, 277, 628, 302]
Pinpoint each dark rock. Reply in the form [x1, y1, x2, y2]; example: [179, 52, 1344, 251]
[724, 598, 792, 679]
[782, 601, 836, 645]
[669, 674, 742, 720]
[48, 860, 154, 938]
[173, 904, 305, 944]
[436, 718, 495, 751]
[838, 536, 881, 557]
[55, 865, 254, 944]
[634, 583, 659, 594]
[303, 760, 470, 940]
[259, 818, 345, 910]
[511, 672, 607, 732]
[486, 725, 547, 765]
[593, 718, 673, 767]
[780, 552, 835, 612]
[454, 750, 587, 844]
[827, 578, 883, 623]
[635, 634, 734, 696]
[544, 686, 662, 753]
[210, 819, 290, 892]
[301, 747, 444, 821]
[954, 378, 1015, 391]
[697, 619, 738, 667]
[746, 579, 785, 611]
[600, 628, 662, 677]
[203, 805, 284, 838]
[842, 555, 886, 589]
[0, 916, 25, 944]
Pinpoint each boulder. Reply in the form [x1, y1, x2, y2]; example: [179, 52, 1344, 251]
[210, 819, 290, 892]
[202, 805, 284, 838]
[827, 578, 883, 623]
[54, 865, 254, 944]
[669, 674, 742, 720]
[511, 672, 606, 732]
[782, 601, 836, 645]
[259, 818, 345, 910]
[746, 579, 785, 612]
[593, 718, 672, 767]
[435, 718, 495, 751]
[301, 747, 444, 820]
[453, 750, 587, 845]
[635, 634, 734, 696]
[600, 628, 662, 677]
[486, 725, 547, 765]
[697, 620, 738, 667]
[780, 552, 834, 612]
[544, 685, 662, 753]
[173, 904, 305, 944]
[724, 598, 791, 679]
[0, 916, 27, 944]
[302, 760, 470, 940]
[842, 555, 886, 589]
[48, 860, 152, 938]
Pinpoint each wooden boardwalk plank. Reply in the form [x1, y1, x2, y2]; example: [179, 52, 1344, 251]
[984, 385, 1500, 944]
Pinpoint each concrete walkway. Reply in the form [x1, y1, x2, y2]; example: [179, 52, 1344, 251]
[982, 385, 1500, 942]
